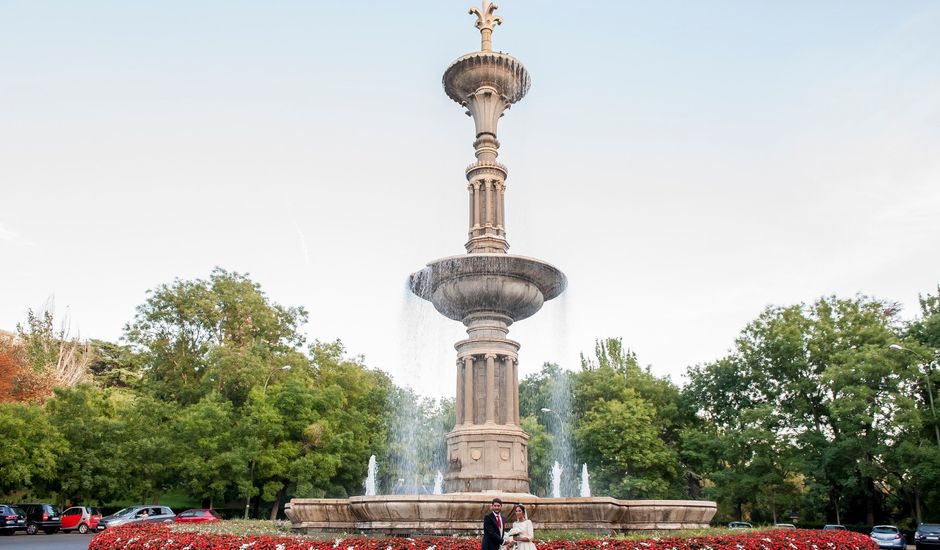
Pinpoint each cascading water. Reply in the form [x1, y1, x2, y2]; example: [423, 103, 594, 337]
[550, 461, 562, 498]
[386, 281, 459, 494]
[544, 367, 576, 496]
[580, 463, 591, 497]
[364, 455, 378, 496]
[433, 471, 444, 495]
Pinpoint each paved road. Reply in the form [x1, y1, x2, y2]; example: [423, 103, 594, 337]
[0, 532, 94, 549]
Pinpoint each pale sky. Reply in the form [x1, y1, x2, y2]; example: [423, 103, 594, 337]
[2, 1, 939, 397]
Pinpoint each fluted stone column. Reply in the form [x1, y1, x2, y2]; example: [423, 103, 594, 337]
[504, 356, 515, 426]
[463, 356, 474, 425]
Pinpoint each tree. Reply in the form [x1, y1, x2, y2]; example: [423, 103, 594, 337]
[572, 339, 685, 499]
[115, 394, 180, 503]
[520, 415, 551, 497]
[45, 385, 129, 504]
[519, 363, 577, 496]
[171, 395, 245, 508]
[684, 296, 918, 524]
[0, 402, 67, 497]
[236, 340, 399, 519]
[576, 390, 678, 498]
[0, 336, 26, 402]
[86, 339, 142, 389]
[1, 309, 93, 403]
[125, 268, 308, 406]
[894, 285, 940, 522]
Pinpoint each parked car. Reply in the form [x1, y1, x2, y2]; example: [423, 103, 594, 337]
[60, 506, 103, 534]
[0, 505, 27, 536]
[823, 525, 847, 531]
[16, 503, 60, 535]
[775, 523, 797, 529]
[728, 521, 753, 529]
[174, 509, 221, 523]
[870, 525, 906, 549]
[915, 523, 940, 550]
[97, 506, 175, 531]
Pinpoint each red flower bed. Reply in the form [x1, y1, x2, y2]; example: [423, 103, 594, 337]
[89, 523, 879, 550]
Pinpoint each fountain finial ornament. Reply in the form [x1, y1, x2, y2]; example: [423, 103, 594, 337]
[469, 1, 502, 52]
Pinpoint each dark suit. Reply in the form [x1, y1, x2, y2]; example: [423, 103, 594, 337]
[481, 511, 504, 550]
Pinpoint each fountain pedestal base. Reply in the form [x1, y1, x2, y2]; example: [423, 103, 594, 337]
[285, 494, 718, 535]
[444, 425, 529, 493]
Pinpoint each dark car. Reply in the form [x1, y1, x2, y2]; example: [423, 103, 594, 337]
[728, 521, 753, 529]
[60, 506, 103, 534]
[871, 525, 906, 549]
[0, 505, 27, 536]
[97, 506, 175, 531]
[915, 523, 940, 550]
[824, 525, 847, 531]
[16, 503, 60, 535]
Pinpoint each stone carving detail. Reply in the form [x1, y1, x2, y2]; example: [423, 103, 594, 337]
[469, 1, 502, 52]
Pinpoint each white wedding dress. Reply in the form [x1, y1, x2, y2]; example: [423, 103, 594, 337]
[504, 519, 536, 550]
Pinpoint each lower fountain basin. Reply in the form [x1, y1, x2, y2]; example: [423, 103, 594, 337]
[410, 254, 567, 323]
[285, 494, 716, 535]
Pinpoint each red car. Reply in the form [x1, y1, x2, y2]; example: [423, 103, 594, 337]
[174, 509, 221, 523]
[60, 506, 102, 534]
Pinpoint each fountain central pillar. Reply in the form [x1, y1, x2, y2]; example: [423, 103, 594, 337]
[446, 312, 529, 493]
[432, 0, 544, 495]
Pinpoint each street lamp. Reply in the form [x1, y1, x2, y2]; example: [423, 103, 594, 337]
[890, 344, 940, 449]
[541, 407, 565, 423]
[246, 364, 293, 519]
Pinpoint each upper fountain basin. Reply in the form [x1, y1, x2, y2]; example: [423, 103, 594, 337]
[410, 254, 566, 323]
[443, 51, 530, 106]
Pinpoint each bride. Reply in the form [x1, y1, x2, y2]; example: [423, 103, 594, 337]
[503, 504, 536, 550]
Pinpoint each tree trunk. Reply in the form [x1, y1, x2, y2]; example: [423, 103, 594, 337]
[270, 486, 286, 521]
[201, 496, 211, 509]
[829, 485, 841, 524]
[687, 473, 701, 499]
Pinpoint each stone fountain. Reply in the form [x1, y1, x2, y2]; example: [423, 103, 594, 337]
[286, 1, 717, 534]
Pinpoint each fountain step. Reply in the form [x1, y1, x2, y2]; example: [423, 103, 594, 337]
[285, 495, 716, 534]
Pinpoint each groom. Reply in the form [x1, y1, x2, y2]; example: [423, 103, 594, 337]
[481, 498, 504, 550]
